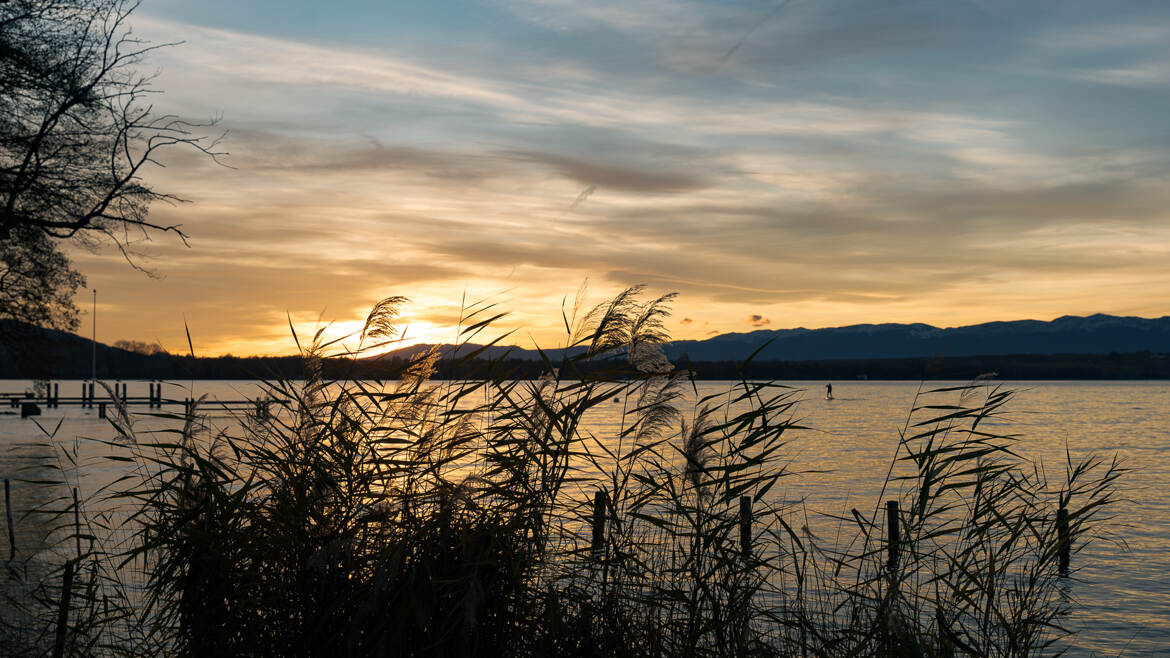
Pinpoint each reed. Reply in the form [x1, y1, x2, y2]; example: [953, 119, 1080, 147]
[0, 288, 1125, 657]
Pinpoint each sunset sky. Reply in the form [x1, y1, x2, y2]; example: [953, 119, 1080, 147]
[68, 0, 1170, 356]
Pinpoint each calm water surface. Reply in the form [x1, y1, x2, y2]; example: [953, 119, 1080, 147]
[1, 379, 1166, 655]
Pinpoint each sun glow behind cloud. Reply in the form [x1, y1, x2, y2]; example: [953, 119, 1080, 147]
[291, 317, 448, 359]
[64, 1, 1170, 356]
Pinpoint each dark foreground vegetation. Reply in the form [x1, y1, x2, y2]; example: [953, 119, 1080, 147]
[1, 290, 1124, 656]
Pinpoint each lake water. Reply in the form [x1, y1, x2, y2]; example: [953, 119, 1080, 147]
[1, 379, 1166, 655]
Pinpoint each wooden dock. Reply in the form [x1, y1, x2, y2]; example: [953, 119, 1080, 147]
[2, 381, 269, 418]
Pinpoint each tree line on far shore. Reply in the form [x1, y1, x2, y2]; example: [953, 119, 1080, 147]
[2, 326, 1167, 381]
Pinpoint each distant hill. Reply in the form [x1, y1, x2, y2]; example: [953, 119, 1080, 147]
[386, 314, 1170, 363]
[661, 314, 1170, 362]
[2, 314, 1168, 380]
[0, 319, 181, 379]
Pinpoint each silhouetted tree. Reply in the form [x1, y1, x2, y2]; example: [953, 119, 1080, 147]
[113, 338, 168, 355]
[1, 0, 223, 351]
[1, 0, 222, 246]
[0, 225, 85, 330]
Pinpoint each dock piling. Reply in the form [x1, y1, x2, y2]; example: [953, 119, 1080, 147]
[72, 488, 82, 560]
[1057, 506, 1070, 576]
[5, 479, 14, 560]
[739, 495, 752, 559]
[52, 559, 75, 658]
[886, 500, 900, 574]
[591, 489, 607, 558]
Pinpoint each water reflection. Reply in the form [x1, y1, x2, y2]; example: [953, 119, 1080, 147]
[0, 379, 1165, 656]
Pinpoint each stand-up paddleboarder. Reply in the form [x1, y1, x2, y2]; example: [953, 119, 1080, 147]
[825, 383, 833, 400]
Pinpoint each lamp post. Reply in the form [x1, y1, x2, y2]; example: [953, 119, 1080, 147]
[91, 289, 96, 383]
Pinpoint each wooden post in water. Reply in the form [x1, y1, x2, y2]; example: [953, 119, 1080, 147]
[884, 500, 902, 658]
[52, 559, 75, 658]
[936, 607, 954, 657]
[1057, 506, 1070, 576]
[739, 495, 752, 559]
[72, 488, 82, 560]
[98, 402, 106, 420]
[52, 383, 59, 408]
[591, 489, 607, 558]
[886, 500, 900, 574]
[5, 479, 14, 560]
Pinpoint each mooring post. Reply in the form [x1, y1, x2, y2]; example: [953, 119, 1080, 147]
[1057, 506, 1070, 576]
[936, 607, 953, 657]
[88, 382, 95, 408]
[52, 559, 75, 658]
[98, 402, 106, 420]
[52, 383, 59, 408]
[591, 489, 607, 558]
[886, 500, 900, 574]
[739, 495, 752, 559]
[5, 479, 14, 560]
[72, 488, 82, 560]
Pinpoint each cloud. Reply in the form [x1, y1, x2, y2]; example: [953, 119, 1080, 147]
[569, 184, 597, 210]
[503, 150, 709, 193]
[68, 2, 1170, 355]
[1073, 63, 1170, 88]
[679, 317, 693, 325]
[748, 314, 771, 327]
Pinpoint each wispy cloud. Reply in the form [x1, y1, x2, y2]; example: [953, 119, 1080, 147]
[68, 2, 1170, 354]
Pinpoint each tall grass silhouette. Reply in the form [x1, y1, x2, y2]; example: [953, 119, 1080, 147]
[1, 287, 1124, 657]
